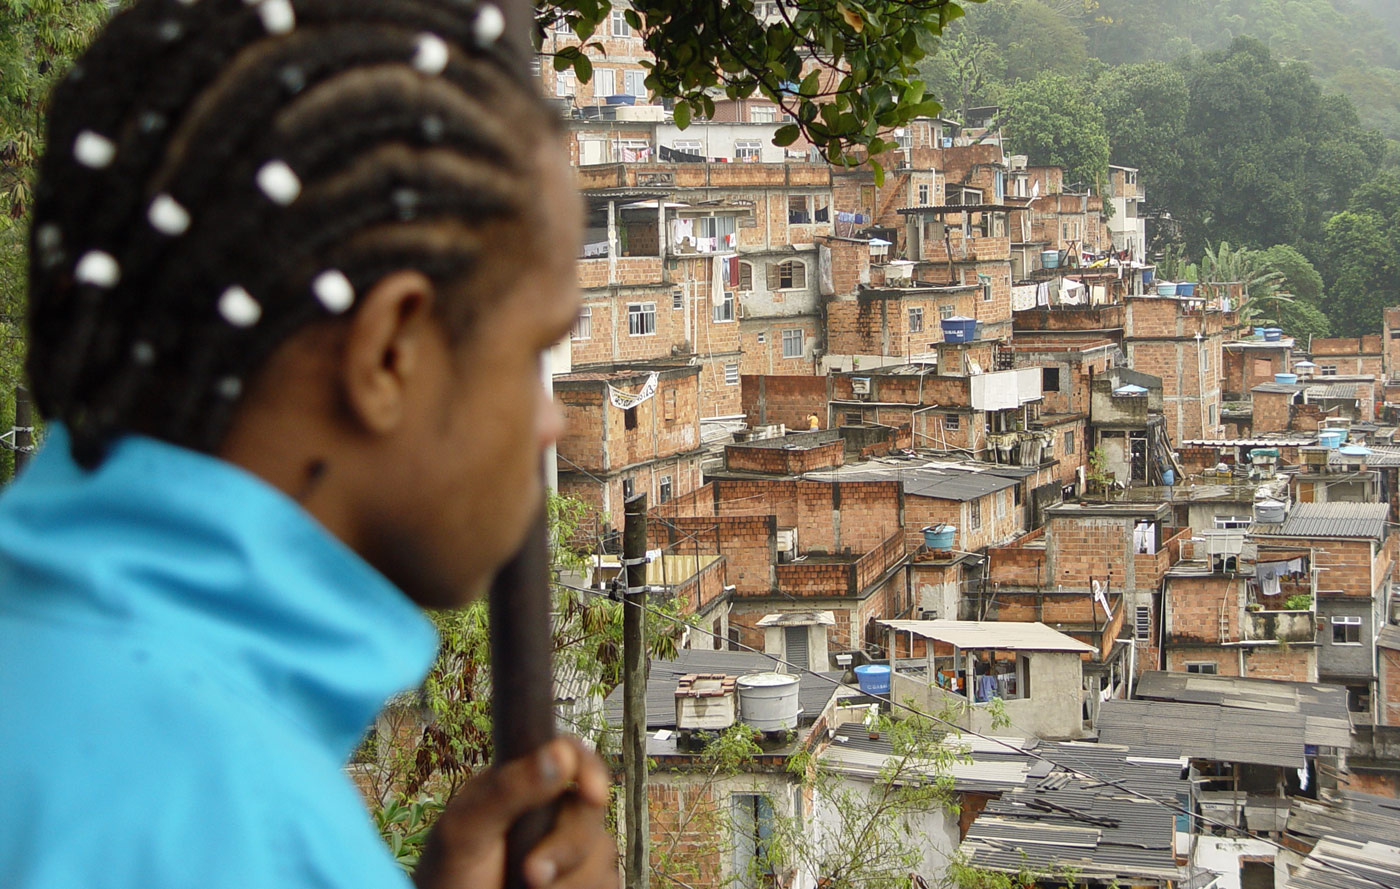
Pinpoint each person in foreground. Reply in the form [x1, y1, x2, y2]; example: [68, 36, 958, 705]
[0, 1, 614, 887]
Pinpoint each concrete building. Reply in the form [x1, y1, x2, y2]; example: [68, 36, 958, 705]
[1106, 164, 1146, 260]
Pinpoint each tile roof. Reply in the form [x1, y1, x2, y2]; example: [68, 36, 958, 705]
[1132, 671, 1352, 749]
[1096, 699, 1309, 768]
[1270, 502, 1389, 541]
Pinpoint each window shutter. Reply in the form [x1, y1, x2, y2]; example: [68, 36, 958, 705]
[767, 263, 780, 290]
[792, 262, 806, 289]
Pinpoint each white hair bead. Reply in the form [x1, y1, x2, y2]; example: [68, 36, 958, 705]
[216, 376, 244, 400]
[473, 4, 506, 46]
[413, 33, 450, 76]
[218, 286, 262, 327]
[312, 270, 355, 314]
[74, 130, 116, 169]
[75, 251, 120, 288]
[258, 0, 296, 35]
[256, 160, 301, 206]
[147, 194, 191, 236]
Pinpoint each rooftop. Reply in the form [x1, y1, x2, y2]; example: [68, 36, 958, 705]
[818, 724, 1039, 794]
[1132, 671, 1352, 749]
[879, 619, 1096, 653]
[804, 461, 1020, 502]
[961, 741, 1187, 883]
[1096, 699, 1309, 768]
[1268, 502, 1389, 541]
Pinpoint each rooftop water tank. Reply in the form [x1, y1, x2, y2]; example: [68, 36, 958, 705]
[1319, 429, 1345, 449]
[922, 524, 956, 551]
[853, 664, 891, 695]
[1156, 282, 1178, 297]
[1264, 328, 1282, 341]
[1254, 499, 1287, 524]
[736, 672, 800, 732]
[1274, 372, 1298, 385]
[941, 316, 977, 343]
[1177, 282, 1196, 297]
[1040, 249, 1060, 269]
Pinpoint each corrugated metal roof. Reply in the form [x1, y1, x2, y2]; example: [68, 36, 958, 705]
[1271, 502, 1389, 540]
[1306, 382, 1362, 400]
[819, 726, 1037, 793]
[880, 619, 1096, 652]
[1253, 382, 1304, 394]
[1378, 623, 1400, 651]
[1284, 835, 1400, 889]
[804, 464, 1018, 502]
[1097, 699, 1308, 768]
[1133, 671, 1352, 749]
[961, 741, 1188, 882]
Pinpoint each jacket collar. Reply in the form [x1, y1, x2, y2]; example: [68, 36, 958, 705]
[0, 426, 439, 758]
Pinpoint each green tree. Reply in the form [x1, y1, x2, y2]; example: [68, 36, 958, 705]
[1094, 61, 1187, 199]
[1000, 72, 1109, 185]
[1258, 245, 1323, 306]
[1318, 209, 1398, 337]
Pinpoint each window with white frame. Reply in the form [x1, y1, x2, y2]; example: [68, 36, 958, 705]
[768, 260, 806, 290]
[610, 8, 630, 36]
[917, 183, 930, 205]
[627, 302, 656, 336]
[1135, 606, 1151, 641]
[1214, 515, 1251, 529]
[1185, 662, 1218, 674]
[724, 363, 739, 385]
[969, 498, 982, 531]
[787, 194, 830, 224]
[694, 215, 737, 243]
[944, 413, 960, 430]
[623, 69, 646, 97]
[552, 15, 571, 33]
[1321, 364, 1338, 375]
[939, 304, 955, 320]
[572, 306, 592, 340]
[735, 140, 762, 161]
[529, 56, 543, 78]
[908, 307, 924, 333]
[756, 332, 766, 344]
[659, 475, 673, 504]
[713, 290, 735, 322]
[995, 490, 1006, 520]
[593, 68, 616, 97]
[672, 289, 684, 310]
[782, 328, 803, 358]
[674, 139, 703, 155]
[554, 70, 576, 97]
[1332, 615, 1362, 644]
[750, 105, 777, 123]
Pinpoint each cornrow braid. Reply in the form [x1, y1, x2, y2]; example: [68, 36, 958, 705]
[28, 0, 557, 467]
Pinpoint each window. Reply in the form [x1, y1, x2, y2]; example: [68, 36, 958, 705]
[674, 139, 703, 155]
[787, 194, 830, 224]
[659, 475, 673, 504]
[1208, 404, 1216, 426]
[738, 261, 753, 291]
[939, 304, 955, 320]
[1214, 515, 1251, 529]
[1135, 605, 1151, 641]
[663, 389, 677, 421]
[713, 290, 735, 323]
[982, 278, 993, 302]
[610, 8, 630, 36]
[1321, 364, 1338, 376]
[572, 306, 592, 340]
[1332, 615, 1362, 645]
[735, 140, 762, 161]
[767, 260, 806, 290]
[969, 498, 982, 531]
[756, 332, 766, 344]
[623, 69, 647, 98]
[529, 56, 542, 78]
[593, 68, 616, 97]
[1185, 662, 1218, 674]
[622, 478, 634, 498]
[1013, 484, 1022, 506]
[730, 794, 776, 882]
[1042, 367, 1061, 392]
[750, 105, 776, 123]
[724, 363, 740, 385]
[995, 491, 1006, 520]
[908, 307, 924, 333]
[628, 302, 656, 336]
[917, 183, 931, 205]
[672, 289, 684, 310]
[552, 15, 571, 33]
[1064, 430, 1075, 455]
[624, 407, 637, 430]
[782, 328, 803, 358]
[944, 413, 960, 430]
[554, 70, 576, 97]
[694, 215, 736, 244]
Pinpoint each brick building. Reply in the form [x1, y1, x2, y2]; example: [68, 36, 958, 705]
[1122, 293, 1226, 444]
[554, 363, 705, 532]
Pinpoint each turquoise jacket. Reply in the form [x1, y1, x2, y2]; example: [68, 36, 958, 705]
[0, 428, 439, 887]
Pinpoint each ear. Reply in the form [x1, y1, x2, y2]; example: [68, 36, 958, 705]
[341, 270, 441, 434]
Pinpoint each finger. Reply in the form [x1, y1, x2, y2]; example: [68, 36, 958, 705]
[453, 738, 580, 830]
[571, 743, 612, 808]
[547, 838, 621, 889]
[523, 797, 605, 886]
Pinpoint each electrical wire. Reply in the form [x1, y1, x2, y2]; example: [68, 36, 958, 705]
[556, 578, 1396, 889]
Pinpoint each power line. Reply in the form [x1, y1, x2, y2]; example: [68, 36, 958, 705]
[555, 579, 1394, 889]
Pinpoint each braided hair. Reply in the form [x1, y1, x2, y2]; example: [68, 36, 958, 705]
[27, 0, 559, 467]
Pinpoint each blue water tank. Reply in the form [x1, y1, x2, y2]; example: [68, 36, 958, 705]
[1319, 429, 1345, 449]
[1253, 327, 1266, 338]
[1142, 268, 1155, 286]
[1161, 469, 1175, 486]
[941, 316, 977, 343]
[1156, 282, 1178, 297]
[922, 524, 956, 550]
[1264, 327, 1282, 341]
[1177, 282, 1196, 297]
[1040, 249, 1060, 269]
[1274, 372, 1298, 385]
[854, 664, 891, 695]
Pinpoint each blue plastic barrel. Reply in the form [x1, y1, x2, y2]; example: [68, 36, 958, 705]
[922, 524, 956, 550]
[1253, 327, 1266, 338]
[1161, 469, 1175, 485]
[1156, 282, 1177, 296]
[1264, 328, 1282, 341]
[1177, 282, 1196, 297]
[1274, 372, 1298, 385]
[854, 664, 891, 695]
[1319, 430, 1344, 449]
[1041, 249, 1060, 269]
[1142, 268, 1155, 286]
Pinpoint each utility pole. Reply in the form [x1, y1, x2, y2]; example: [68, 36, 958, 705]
[622, 493, 649, 889]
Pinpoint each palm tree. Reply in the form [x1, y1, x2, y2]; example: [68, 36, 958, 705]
[1199, 240, 1291, 327]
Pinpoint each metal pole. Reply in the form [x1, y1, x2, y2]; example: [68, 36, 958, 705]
[489, 508, 557, 889]
[622, 493, 650, 889]
[13, 384, 33, 474]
